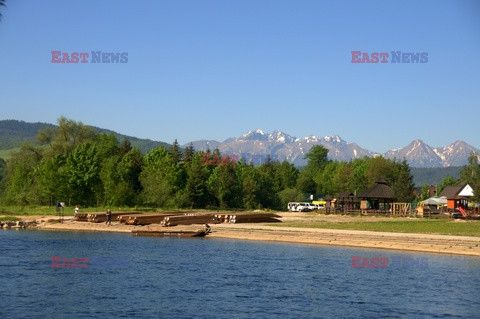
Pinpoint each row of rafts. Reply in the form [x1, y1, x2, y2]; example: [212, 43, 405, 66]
[74, 211, 281, 226]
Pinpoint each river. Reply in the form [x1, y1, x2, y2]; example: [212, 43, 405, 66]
[1, 230, 479, 318]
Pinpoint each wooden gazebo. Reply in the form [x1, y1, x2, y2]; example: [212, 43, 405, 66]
[358, 180, 395, 213]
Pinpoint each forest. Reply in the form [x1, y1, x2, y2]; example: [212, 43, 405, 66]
[0, 117, 478, 210]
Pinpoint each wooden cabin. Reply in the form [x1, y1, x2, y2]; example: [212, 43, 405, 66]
[358, 180, 395, 213]
[439, 184, 474, 211]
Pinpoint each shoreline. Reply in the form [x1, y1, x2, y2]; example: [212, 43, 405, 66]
[24, 217, 480, 257]
[210, 224, 480, 257]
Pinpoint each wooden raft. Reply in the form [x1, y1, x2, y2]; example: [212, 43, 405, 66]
[132, 230, 210, 238]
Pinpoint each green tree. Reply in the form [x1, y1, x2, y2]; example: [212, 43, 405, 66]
[460, 152, 480, 201]
[95, 133, 120, 159]
[365, 156, 396, 187]
[274, 161, 299, 192]
[348, 158, 368, 195]
[118, 138, 132, 157]
[460, 152, 480, 185]
[208, 164, 241, 208]
[95, 134, 121, 206]
[65, 143, 100, 206]
[240, 164, 260, 209]
[184, 143, 195, 164]
[333, 162, 353, 193]
[116, 148, 144, 206]
[99, 155, 121, 206]
[391, 160, 415, 202]
[140, 147, 184, 207]
[170, 139, 183, 164]
[35, 155, 68, 205]
[256, 161, 279, 209]
[304, 145, 330, 172]
[419, 184, 430, 201]
[184, 152, 210, 208]
[315, 161, 339, 196]
[37, 117, 97, 156]
[1, 144, 42, 205]
[436, 176, 457, 196]
[296, 168, 316, 195]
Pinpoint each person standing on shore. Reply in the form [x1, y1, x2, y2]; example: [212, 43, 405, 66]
[74, 205, 79, 217]
[106, 209, 112, 226]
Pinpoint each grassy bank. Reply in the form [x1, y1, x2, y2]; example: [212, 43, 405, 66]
[272, 219, 480, 237]
[0, 216, 20, 222]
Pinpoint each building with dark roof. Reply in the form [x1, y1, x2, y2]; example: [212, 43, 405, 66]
[439, 184, 474, 211]
[358, 180, 395, 211]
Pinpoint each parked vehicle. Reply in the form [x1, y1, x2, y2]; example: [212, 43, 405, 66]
[287, 202, 298, 212]
[295, 202, 317, 212]
[287, 202, 321, 212]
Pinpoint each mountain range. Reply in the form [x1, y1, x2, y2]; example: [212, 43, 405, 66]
[183, 129, 480, 168]
[1, 120, 478, 168]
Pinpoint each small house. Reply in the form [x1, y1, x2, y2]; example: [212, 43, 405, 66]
[358, 180, 395, 212]
[439, 184, 474, 211]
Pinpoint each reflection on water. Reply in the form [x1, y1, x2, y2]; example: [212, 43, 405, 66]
[1, 230, 479, 319]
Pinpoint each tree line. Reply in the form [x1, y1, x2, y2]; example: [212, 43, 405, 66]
[418, 153, 480, 203]
[3, 117, 478, 210]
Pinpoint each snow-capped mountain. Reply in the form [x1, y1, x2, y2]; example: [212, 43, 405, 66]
[384, 139, 480, 167]
[434, 140, 480, 167]
[238, 129, 269, 141]
[384, 139, 443, 167]
[184, 130, 374, 166]
[183, 130, 480, 167]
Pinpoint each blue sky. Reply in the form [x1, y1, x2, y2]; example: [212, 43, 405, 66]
[0, 0, 479, 153]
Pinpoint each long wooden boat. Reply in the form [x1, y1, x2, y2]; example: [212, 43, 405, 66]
[132, 230, 210, 238]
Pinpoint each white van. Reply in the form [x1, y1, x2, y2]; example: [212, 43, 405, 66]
[287, 202, 299, 212]
[296, 202, 316, 212]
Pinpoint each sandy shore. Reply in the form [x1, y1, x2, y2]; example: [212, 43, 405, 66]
[16, 214, 479, 257]
[210, 224, 480, 257]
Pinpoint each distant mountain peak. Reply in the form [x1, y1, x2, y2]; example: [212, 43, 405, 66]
[302, 135, 319, 142]
[239, 129, 268, 141]
[181, 128, 479, 168]
[324, 135, 345, 144]
[268, 130, 296, 143]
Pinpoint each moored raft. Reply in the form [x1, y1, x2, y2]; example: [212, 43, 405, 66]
[160, 214, 220, 227]
[132, 230, 210, 237]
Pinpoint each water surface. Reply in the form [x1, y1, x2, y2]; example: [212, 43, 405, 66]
[1, 230, 479, 318]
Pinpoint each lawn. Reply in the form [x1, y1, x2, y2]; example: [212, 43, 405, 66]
[272, 219, 480, 237]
